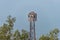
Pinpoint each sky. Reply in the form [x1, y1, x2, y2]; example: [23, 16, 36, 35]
[0, 0, 60, 40]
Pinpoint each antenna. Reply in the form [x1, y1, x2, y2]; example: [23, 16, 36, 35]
[28, 11, 37, 40]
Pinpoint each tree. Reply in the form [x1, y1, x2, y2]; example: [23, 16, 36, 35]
[13, 30, 21, 40]
[0, 15, 29, 40]
[0, 15, 16, 40]
[39, 35, 49, 40]
[13, 29, 29, 40]
[49, 28, 59, 40]
[20, 29, 29, 40]
[39, 28, 60, 40]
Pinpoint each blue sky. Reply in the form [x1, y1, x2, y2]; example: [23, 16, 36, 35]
[0, 0, 60, 39]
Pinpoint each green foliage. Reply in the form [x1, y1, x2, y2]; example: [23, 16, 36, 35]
[39, 35, 49, 40]
[0, 15, 16, 40]
[39, 28, 60, 40]
[0, 15, 29, 40]
[20, 29, 29, 40]
[49, 28, 59, 40]
[13, 30, 21, 40]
